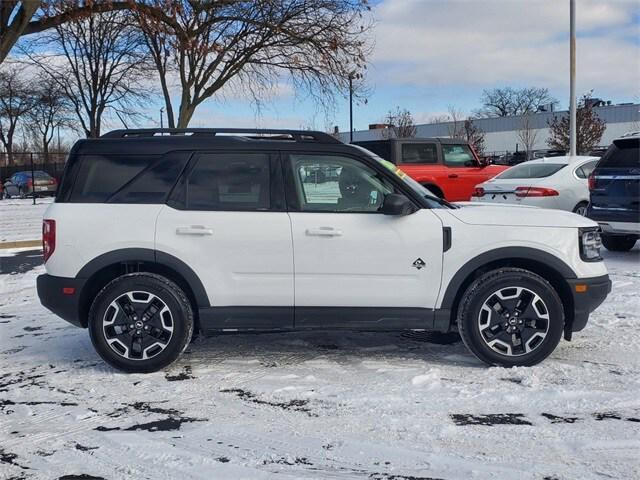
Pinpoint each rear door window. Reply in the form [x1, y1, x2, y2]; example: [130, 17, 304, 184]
[401, 143, 438, 164]
[184, 153, 271, 211]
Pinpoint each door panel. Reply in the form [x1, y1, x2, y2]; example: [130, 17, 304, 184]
[155, 151, 294, 329]
[284, 152, 444, 327]
[289, 209, 444, 309]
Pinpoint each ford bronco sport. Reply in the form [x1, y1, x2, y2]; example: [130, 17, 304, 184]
[37, 129, 611, 373]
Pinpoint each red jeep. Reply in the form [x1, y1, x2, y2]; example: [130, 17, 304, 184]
[353, 138, 509, 201]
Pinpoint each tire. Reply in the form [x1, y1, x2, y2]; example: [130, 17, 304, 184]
[601, 234, 637, 252]
[572, 202, 588, 216]
[457, 268, 564, 367]
[88, 273, 194, 373]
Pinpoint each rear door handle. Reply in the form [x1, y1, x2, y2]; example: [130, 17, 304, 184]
[448, 173, 459, 178]
[306, 227, 343, 237]
[176, 226, 213, 236]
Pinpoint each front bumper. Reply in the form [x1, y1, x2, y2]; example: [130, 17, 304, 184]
[566, 274, 612, 333]
[37, 274, 86, 327]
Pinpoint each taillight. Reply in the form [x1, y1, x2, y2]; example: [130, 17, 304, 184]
[588, 174, 596, 191]
[515, 187, 559, 197]
[472, 187, 485, 197]
[43, 220, 56, 263]
[27, 178, 33, 187]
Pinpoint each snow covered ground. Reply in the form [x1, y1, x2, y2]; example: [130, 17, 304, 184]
[1, 248, 639, 479]
[0, 198, 53, 243]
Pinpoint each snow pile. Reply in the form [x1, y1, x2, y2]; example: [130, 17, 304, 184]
[0, 246, 639, 479]
[0, 198, 53, 243]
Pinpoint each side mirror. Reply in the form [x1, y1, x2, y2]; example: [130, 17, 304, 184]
[381, 193, 415, 216]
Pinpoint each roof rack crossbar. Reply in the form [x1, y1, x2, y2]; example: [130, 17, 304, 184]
[101, 128, 341, 144]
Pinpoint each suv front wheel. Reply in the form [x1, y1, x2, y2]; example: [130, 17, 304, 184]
[88, 273, 194, 373]
[457, 268, 564, 367]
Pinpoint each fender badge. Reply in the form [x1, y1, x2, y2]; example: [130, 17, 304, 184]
[412, 258, 426, 270]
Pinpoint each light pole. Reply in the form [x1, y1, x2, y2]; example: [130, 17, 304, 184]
[569, 0, 577, 156]
[349, 73, 354, 143]
[160, 107, 164, 129]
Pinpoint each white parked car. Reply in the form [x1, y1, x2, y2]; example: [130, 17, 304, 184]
[470, 156, 599, 215]
[37, 129, 610, 373]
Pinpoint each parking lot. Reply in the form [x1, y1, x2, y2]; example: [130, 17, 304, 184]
[1, 219, 638, 479]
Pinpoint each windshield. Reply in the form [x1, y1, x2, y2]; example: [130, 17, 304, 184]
[351, 145, 452, 209]
[497, 163, 566, 179]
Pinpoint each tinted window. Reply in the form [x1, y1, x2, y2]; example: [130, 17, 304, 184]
[354, 141, 392, 162]
[108, 152, 190, 204]
[186, 153, 270, 211]
[575, 160, 598, 179]
[442, 144, 476, 167]
[401, 143, 437, 164]
[69, 155, 158, 202]
[289, 154, 395, 212]
[599, 139, 640, 168]
[498, 163, 566, 179]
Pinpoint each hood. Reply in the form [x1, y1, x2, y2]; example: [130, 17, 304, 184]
[446, 203, 597, 228]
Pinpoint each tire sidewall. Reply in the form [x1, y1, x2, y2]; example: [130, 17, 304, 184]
[88, 274, 193, 373]
[459, 270, 564, 367]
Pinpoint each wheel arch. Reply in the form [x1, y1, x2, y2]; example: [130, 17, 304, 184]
[76, 248, 208, 329]
[421, 182, 444, 198]
[440, 247, 576, 335]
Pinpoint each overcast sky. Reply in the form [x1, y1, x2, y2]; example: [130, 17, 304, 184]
[136, 0, 640, 132]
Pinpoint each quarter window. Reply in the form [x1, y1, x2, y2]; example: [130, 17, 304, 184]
[185, 153, 270, 211]
[575, 160, 598, 179]
[288, 154, 395, 212]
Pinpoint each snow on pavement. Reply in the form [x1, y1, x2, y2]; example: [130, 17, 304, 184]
[0, 247, 639, 480]
[0, 198, 53, 243]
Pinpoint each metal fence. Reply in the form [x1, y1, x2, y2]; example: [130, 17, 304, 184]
[0, 152, 69, 182]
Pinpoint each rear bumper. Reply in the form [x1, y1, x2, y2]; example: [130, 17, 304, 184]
[37, 274, 86, 327]
[597, 221, 640, 236]
[567, 274, 612, 332]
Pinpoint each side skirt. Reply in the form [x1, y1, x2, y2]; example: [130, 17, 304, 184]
[198, 306, 452, 335]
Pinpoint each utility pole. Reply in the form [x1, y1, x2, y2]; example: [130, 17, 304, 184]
[569, 0, 577, 156]
[160, 107, 164, 129]
[349, 74, 354, 143]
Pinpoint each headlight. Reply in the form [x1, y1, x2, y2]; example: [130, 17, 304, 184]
[579, 228, 602, 262]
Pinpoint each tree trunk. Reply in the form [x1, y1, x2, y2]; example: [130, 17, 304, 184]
[176, 102, 196, 128]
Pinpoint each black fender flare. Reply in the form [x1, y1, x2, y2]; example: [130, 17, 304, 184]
[76, 248, 209, 307]
[439, 246, 577, 311]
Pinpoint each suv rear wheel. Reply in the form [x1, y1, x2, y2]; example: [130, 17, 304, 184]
[88, 273, 194, 373]
[601, 234, 637, 252]
[457, 268, 564, 367]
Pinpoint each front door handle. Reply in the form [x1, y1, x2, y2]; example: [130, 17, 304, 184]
[306, 227, 343, 237]
[176, 226, 213, 236]
[448, 173, 459, 179]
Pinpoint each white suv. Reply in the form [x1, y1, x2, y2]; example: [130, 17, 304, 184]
[37, 129, 611, 373]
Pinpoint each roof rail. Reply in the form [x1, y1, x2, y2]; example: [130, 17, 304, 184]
[101, 128, 342, 144]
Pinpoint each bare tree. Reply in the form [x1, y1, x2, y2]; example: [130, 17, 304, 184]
[0, 65, 32, 165]
[0, 1, 180, 66]
[476, 87, 557, 118]
[136, 0, 372, 128]
[446, 105, 465, 138]
[381, 107, 417, 139]
[547, 94, 607, 154]
[462, 118, 485, 156]
[27, 10, 150, 137]
[517, 114, 539, 160]
[26, 77, 74, 161]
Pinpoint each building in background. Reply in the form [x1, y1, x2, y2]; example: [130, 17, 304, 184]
[340, 103, 639, 156]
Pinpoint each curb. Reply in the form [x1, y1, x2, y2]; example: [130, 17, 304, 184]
[0, 240, 41, 250]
